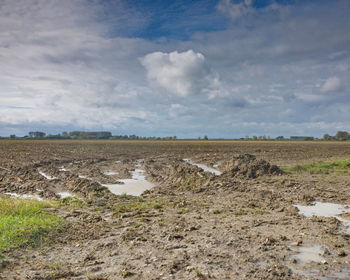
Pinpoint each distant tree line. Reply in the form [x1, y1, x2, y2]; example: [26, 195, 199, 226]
[323, 131, 350, 141]
[11, 131, 178, 140]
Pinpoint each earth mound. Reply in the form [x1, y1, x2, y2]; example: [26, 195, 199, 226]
[223, 154, 283, 178]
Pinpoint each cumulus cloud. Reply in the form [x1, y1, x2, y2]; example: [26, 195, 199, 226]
[0, 0, 350, 138]
[140, 50, 220, 97]
[320, 76, 344, 93]
[0, 0, 156, 130]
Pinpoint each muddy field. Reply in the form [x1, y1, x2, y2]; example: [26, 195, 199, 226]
[1, 140, 350, 280]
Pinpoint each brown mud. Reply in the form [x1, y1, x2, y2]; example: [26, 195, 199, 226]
[0, 140, 350, 280]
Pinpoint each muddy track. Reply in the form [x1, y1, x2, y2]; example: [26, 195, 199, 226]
[0, 141, 350, 280]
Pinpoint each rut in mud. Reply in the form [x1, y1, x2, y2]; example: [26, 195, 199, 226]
[0, 141, 350, 280]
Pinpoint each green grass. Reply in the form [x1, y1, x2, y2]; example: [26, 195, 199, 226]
[283, 158, 350, 174]
[0, 197, 63, 256]
[57, 196, 87, 209]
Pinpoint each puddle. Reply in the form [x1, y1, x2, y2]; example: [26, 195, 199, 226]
[290, 245, 350, 279]
[5, 192, 43, 200]
[39, 171, 57, 180]
[59, 167, 69, 172]
[183, 159, 222, 176]
[291, 244, 326, 265]
[104, 170, 119, 176]
[294, 202, 350, 233]
[319, 268, 350, 280]
[102, 168, 154, 196]
[213, 162, 221, 168]
[78, 175, 87, 179]
[57, 192, 73, 198]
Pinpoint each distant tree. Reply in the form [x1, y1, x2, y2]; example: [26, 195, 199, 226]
[28, 131, 46, 138]
[276, 136, 284, 140]
[252, 136, 257, 140]
[203, 135, 208, 140]
[35, 131, 46, 138]
[335, 131, 349, 141]
[323, 134, 331, 140]
[10, 134, 16, 139]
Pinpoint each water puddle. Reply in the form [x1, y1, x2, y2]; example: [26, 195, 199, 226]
[38, 171, 57, 180]
[291, 244, 326, 265]
[78, 175, 87, 179]
[57, 192, 73, 198]
[183, 159, 222, 176]
[4, 192, 43, 200]
[319, 268, 350, 280]
[290, 245, 350, 279]
[59, 166, 69, 172]
[104, 170, 119, 176]
[294, 202, 350, 233]
[213, 162, 222, 169]
[102, 167, 154, 196]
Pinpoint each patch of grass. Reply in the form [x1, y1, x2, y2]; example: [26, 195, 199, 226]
[254, 209, 270, 215]
[176, 207, 190, 214]
[195, 268, 204, 278]
[57, 196, 87, 209]
[158, 220, 167, 226]
[283, 158, 350, 174]
[114, 199, 164, 217]
[211, 209, 221, 214]
[120, 268, 133, 278]
[234, 209, 247, 216]
[116, 193, 144, 202]
[0, 197, 63, 255]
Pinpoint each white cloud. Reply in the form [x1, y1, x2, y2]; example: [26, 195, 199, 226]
[320, 76, 344, 93]
[140, 50, 220, 97]
[217, 0, 254, 20]
[0, 0, 350, 138]
[168, 104, 190, 118]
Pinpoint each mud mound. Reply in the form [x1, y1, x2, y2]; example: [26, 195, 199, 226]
[145, 159, 215, 192]
[223, 154, 283, 178]
[66, 178, 112, 200]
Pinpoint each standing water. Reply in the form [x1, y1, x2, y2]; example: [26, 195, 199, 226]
[294, 202, 350, 233]
[102, 167, 154, 196]
[183, 158, 222, 176]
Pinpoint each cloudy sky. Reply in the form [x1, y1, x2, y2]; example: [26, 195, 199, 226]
[0, 0, 349, 138]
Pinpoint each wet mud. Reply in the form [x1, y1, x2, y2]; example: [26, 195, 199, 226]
[0, 140, 350, 279]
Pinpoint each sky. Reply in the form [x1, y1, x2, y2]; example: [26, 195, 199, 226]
[0, 0, 349, 138]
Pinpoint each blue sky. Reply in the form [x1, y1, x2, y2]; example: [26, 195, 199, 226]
[0, 0, 349, 138]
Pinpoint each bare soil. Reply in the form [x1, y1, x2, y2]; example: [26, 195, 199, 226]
[0, 140, 350, 280]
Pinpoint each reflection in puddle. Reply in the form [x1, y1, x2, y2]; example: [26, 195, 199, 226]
[295, 202, 350, 233]
[102, 168, 154, 196]
[39, 171, 57, 180]
[183, 159, 222, 176]
[291, 244, 326, 265]
[104, 170, 119, 176]
[5, 192, 43, 200]
[290, 246, 350, 280]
